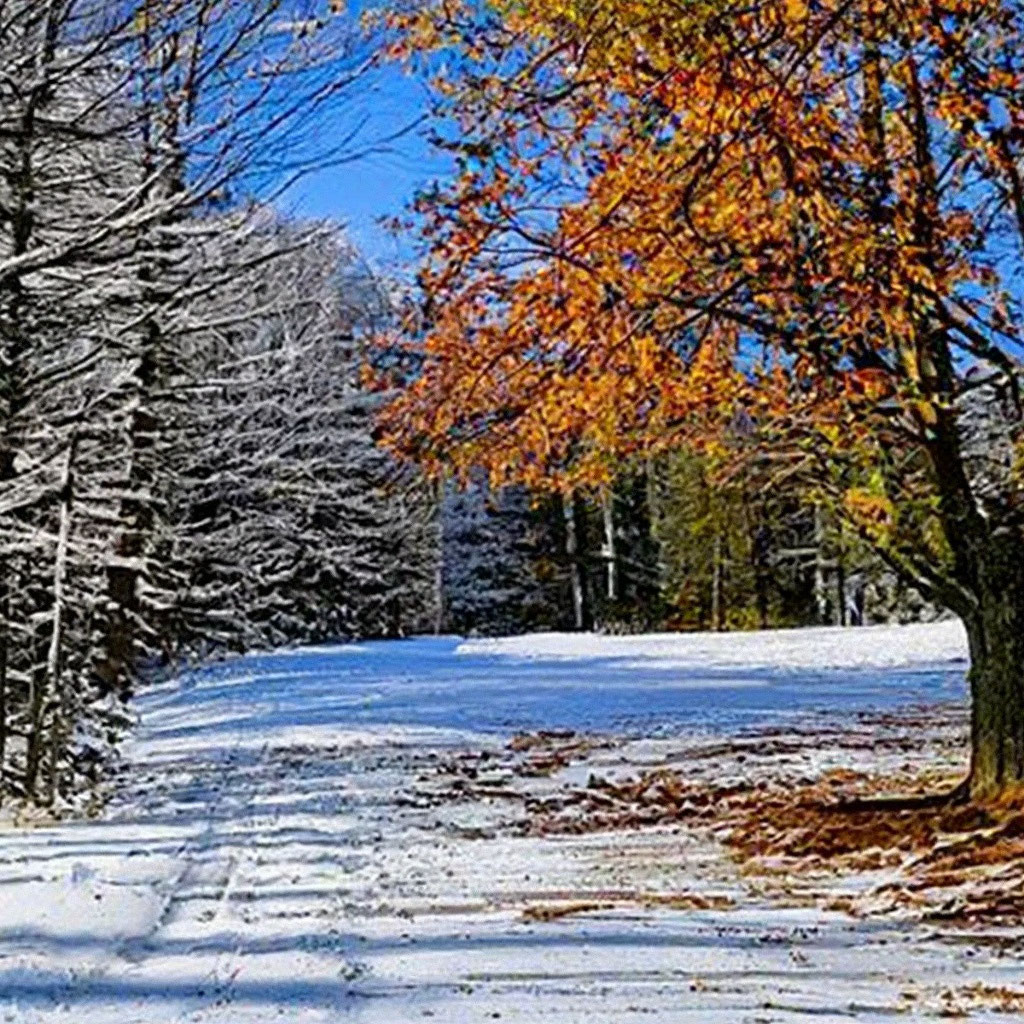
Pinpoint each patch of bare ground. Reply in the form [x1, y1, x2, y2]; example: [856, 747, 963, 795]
[519, 891, 736, 922]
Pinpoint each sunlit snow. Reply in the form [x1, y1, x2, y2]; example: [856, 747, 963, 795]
[2, 623, 1015, 1023]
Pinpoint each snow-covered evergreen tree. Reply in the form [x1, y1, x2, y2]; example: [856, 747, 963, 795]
[441, 474, 563, 636]
[0, 1, 433, 808]
[164, 220, 440, 655]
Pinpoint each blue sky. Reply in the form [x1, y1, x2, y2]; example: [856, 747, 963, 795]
[278, 60, 450, 276]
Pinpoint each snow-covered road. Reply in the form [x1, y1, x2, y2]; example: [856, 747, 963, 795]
[2, 623, 1021, 1022]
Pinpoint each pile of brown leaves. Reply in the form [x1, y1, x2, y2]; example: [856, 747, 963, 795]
[721, 771, 1024, 923]
[507, 730, 610, 777]
[521, 768, 731, 836]
[938, 984, 1024, 1016]
[516, 757, 1024, 926]
[420, 712, 1024, 927]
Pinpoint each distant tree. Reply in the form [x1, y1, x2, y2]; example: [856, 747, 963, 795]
[164, 220, 438, 655]
[441, 474, 565, 635]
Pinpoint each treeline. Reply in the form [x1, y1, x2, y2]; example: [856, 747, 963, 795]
[0, 1, 436, 808]
[440, 454, 936, 637]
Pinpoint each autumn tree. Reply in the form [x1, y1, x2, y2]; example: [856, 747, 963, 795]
[378, 0, 1024, 799]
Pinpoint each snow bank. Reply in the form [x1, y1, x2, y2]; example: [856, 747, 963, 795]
[457, 619, 969, 672]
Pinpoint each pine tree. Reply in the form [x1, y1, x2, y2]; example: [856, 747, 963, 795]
[441, 475, 564, 635]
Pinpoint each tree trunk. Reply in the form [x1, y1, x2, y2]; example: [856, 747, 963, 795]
[711, 527, 724, 632]
[601, 490, 617, 603]
[813, 504, 829, 625]
[835, 548, 847, 628]
[98, 354, 158, 701]
[562, 492, 587, 631]
[0, 2, 56, 798]
[0, 618, 7, 804]
[752, 521, 770, 630]
[965, 539, 1024, 800]
[26, 434, 76, 800]
[434, 477, 446, 634]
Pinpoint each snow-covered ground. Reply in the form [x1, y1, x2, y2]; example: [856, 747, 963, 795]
[0, 623, 1018, 1023]
[459, 619, 969, 671]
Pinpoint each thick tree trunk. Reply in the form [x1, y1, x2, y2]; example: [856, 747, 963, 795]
[965, 539, 1024, 800]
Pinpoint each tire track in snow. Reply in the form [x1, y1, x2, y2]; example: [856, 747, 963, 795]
[101, 718, 272, 1014]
